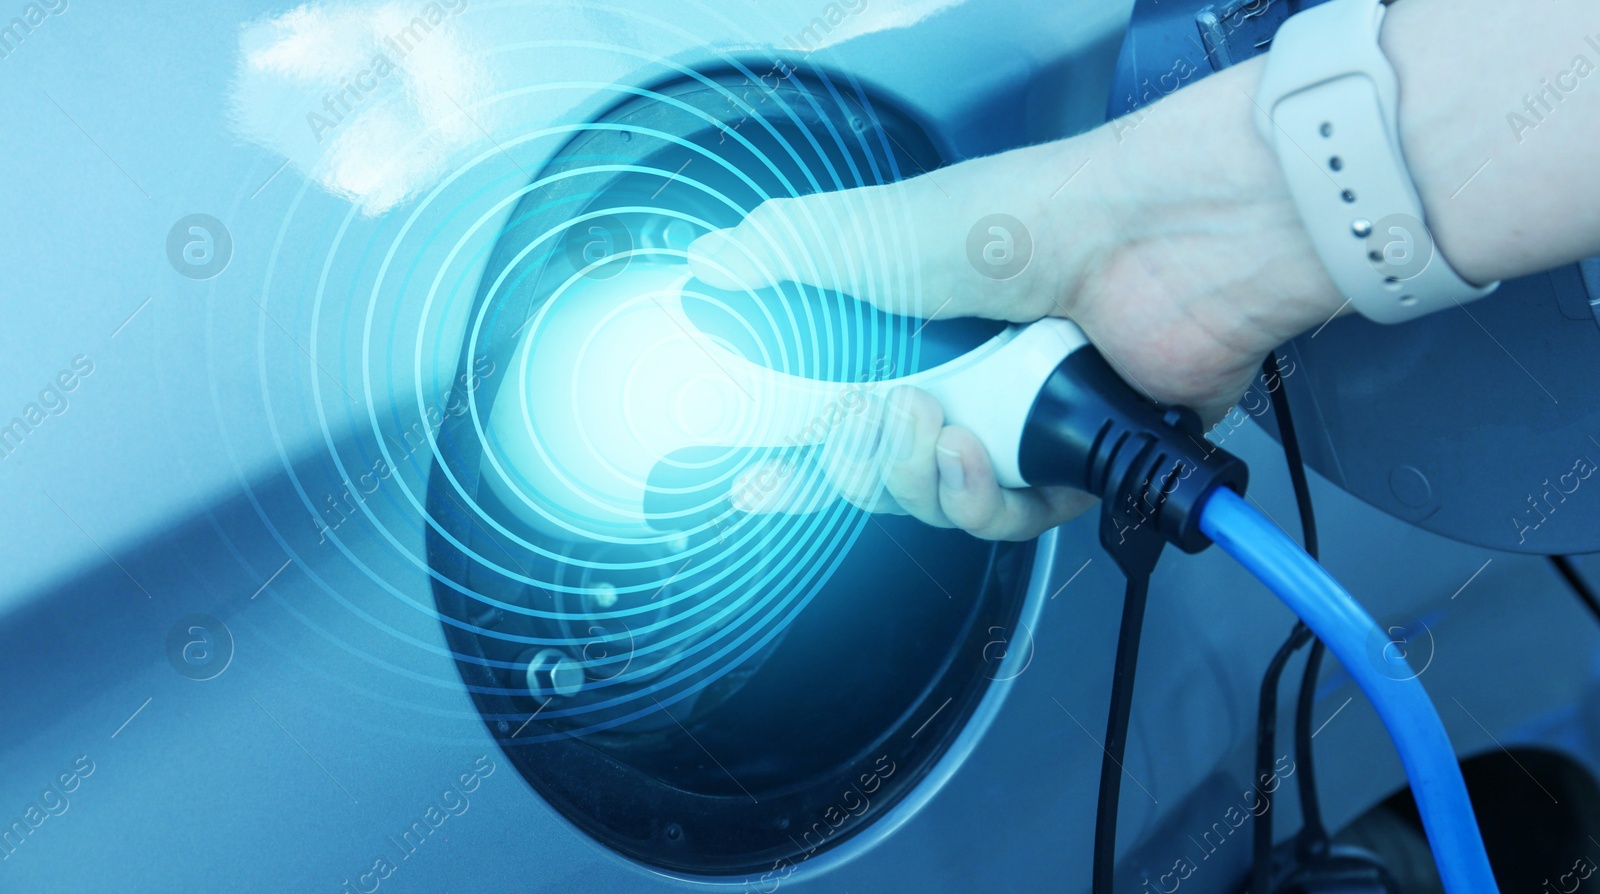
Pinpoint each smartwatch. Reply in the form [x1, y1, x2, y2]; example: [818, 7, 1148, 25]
[1253, 0, 1498, 324]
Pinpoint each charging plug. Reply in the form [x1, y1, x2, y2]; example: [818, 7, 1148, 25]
[1018, 344, 1248, 573]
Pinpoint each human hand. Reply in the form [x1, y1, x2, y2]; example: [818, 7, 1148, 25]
[688, 56, 1348, 540]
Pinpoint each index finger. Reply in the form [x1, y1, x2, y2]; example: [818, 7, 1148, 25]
[686, 140, 1101, 324]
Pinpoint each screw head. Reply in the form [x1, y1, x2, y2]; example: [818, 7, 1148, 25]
[526, 648, 586, 700]
[547, 657, 585, 696]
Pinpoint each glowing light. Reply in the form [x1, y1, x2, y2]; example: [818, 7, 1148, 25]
[483, 262, 848, 540]
[482, 261, 1087, 542]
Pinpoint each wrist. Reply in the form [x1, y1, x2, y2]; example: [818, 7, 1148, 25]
[1095, 56, 1351, 347]
[1375, 0, 1572, 287]
[1026, 67, 1350, 417]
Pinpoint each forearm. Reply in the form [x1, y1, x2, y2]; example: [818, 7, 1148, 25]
[1095, 0, 1600, 330]
[1383, 0, 1600, 285]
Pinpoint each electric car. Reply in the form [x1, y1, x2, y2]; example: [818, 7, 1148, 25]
[2, 0, 1598, 891]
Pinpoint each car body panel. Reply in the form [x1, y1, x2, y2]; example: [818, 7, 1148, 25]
[2, 2, 1597, 892]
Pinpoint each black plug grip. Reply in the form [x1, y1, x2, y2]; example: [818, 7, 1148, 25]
[1018, 346, 1248, 554]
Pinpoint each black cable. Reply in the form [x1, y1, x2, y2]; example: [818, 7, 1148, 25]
[1292, 642, 1329, 850]
[1248, 351, 1329, 893]
[1092, 571, 1153, 894]
[1270, 355, 1330, 859]
[1267, 358, 1318, 562]
[1025, 344, 1247, 894]
[1552, 555, 1600, 626]
[1250, 621, 1313, 893]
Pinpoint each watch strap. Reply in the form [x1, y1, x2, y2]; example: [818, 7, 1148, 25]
[1254, 0, 1497, 324]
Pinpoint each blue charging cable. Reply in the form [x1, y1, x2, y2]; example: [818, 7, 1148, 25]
[1018, 341, 1498, 891]
[1199, 487, 1500, 894]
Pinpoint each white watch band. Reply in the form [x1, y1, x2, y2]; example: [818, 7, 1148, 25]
[1254, 0, 1498, 324]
